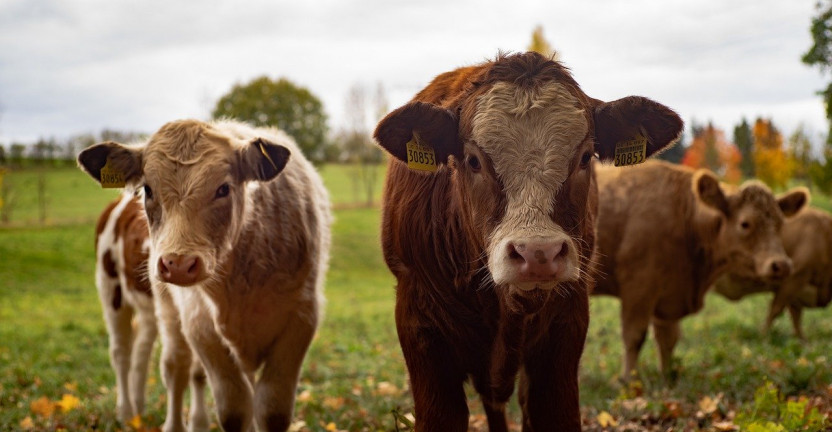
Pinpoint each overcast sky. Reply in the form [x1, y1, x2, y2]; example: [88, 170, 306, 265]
[0, 0, 828, 148]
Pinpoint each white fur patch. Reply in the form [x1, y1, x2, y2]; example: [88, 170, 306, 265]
[471, 81, 587, 288]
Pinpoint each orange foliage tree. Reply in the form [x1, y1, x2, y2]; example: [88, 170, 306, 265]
[752, 118, 793, 189]
[681, 123, 742, 183]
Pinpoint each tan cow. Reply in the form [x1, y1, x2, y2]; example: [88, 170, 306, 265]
[591, 160, 807, 379]
[375, 52, 683, 431]
[713, 205, 832, 339]
[78, 119, 331, 432]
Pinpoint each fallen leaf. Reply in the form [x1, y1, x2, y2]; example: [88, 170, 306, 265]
[19, 416, 34, 430]
[376, 381, 399, 396]
[129, 415, 142, 429]
[325, 422, 337, 431]
[297, 389, 312, 403]
[56, 394, 81, 413]
[597, 411, 618, 427]
[699, 395, 718, 414]
[664, 401, 683, 419]
[713, 420, 739, 431]
[323, 396, 345, 410]
[288, 420, 307, 432]
[30, 396, 56, 418]
[63, 382, 78, 392]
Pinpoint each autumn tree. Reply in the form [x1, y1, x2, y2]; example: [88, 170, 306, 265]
[788, 125, 813, 184]
[802, 1, 832, 193]
[682, 123, 741, 183]
[802, 0, 832, 144]
[656, 132, 686, 164]
[212, 76, 329, 163]
[733, 118, 754, 178]
[752, 118, 792, 189]
[528, 25, 556, 58]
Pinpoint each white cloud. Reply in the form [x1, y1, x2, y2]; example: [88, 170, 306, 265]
[0, 0, 828, 149]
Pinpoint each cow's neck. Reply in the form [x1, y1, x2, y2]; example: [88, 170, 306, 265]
[692, 208, 731, 289]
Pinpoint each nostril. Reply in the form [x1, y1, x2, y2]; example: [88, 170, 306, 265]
[186, 257, 200, 275]
[158, 257, 170, 274]
[507, 243, 524, 262]
[556, 242, 568, 259]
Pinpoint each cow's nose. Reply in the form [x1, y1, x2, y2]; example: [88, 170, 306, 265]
[766, 257, 792, 279]
[507, 240, 568, 282]
[158, 254, 203, 286]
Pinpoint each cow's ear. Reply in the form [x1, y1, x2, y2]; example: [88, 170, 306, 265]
[373, 101, 461, 168]
[693, 169, 729, 216]
[777, 187, 809, 217]
[238, 138, 291, 182]
[77, 141, 143, 187]
[593, 96, 683, 163]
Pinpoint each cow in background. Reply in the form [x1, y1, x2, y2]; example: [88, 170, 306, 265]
[375, 51, 682, 431]
[79, 119, 331, 432]
[591, 160, 807, 380]
[94, 193, 171, 424]
[713, 205, 832, 339]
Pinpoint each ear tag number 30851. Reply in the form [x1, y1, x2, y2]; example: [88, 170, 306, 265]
[100, 159, 126, 188]
[614, 134, 647, 167]
[405, 135, 437, 173]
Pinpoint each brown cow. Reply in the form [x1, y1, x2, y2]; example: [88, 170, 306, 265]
[374, 52, 683, 431]
[713, 205, 832, 339]
[79, 119, 331, 432]
[591, 160, 807, 380]
[94, 193, 209, 429]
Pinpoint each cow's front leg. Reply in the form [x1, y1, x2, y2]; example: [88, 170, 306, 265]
[252, 314, 316, 432]
[155, 288, 192, 432]
[129, 307, 158, 417]
[102, 302, 135, 423]
[620, 296, 653, 380]
[518, 301, 587, 431]
[764, 288, 791, 335]
[185, 318, 253, 432]
[653, 318, 681, 380]
[787, 304, 805, 340]
[188, 360, 210, 432]
[397, 324, 468, 430]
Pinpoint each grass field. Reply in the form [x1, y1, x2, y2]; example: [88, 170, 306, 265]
[1, 165, 831, 431]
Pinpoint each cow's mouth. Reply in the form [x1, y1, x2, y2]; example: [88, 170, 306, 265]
[513, 280, 558, 292]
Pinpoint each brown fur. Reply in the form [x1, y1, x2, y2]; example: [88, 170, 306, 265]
[375, 52, 682, 431]
[713, 205, 832, 339]
[591, 160, 807, 379]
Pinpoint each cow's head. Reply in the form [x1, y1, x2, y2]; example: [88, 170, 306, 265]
[78, 120, 290, 287]
[375, 52, 683, 292]
[694, 172, 807, 281]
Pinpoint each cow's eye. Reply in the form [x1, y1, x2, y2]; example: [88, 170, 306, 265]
[580, 151, 594, 168]
[468, 156, 481, 172]
[740, 220, 751, 230]
[143, 184, 153, 200]
[215, 183, 230, 199]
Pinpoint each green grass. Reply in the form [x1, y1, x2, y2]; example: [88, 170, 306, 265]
[1, 165, 831, 431]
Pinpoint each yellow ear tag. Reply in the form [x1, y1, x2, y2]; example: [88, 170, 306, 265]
[258, 140, 278, 171]
[614, 134, 647, 167]
[99, 158, 125, 188]
[405, 134, 437, 172]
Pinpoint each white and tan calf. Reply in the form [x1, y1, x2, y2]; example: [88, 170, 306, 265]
[79, 119, 331, 432]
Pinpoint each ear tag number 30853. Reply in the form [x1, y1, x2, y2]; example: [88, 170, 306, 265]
[405, 135, 437, 173]
[614, 134, 647, 167]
